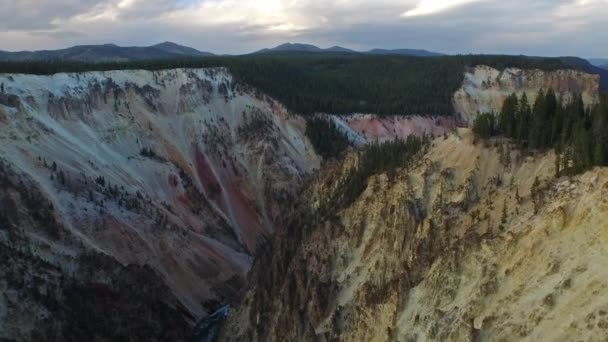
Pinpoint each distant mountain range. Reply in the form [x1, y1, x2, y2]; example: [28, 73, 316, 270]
[0, 41, 444, 62]
[0, 42, 214, 62]
[0, 41, 605, 88]
[253, 43, 444, 57]
[588, 58, 608, 68]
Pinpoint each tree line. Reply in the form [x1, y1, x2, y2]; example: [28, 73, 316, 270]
[473, 90, 608, 176]
[0, 54, 574, 116]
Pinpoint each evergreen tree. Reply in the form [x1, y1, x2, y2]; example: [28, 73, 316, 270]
[529, 89, 546, 149]
[501, 199, 508, 229]
[516, 93, 531, 145]
[498, 93, 518, 136]
[472, 113, 496, 139]
[571, 121, 592, 174]
[591, 94, 608, 166]
[550, 97, 564, 145]
[544, 89, 558, 146]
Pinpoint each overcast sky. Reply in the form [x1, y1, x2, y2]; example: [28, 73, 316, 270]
[0, 0, 607, 57]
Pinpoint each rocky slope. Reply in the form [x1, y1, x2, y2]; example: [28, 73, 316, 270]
[0, 68, 319, 340]
[221, 129, 608, 341]
[453, 65, 600, 123]
[327, 114, 459, 146]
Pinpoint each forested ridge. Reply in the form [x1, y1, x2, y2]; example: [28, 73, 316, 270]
[473, 90, 608, 176]
[0, 54, 576, 116]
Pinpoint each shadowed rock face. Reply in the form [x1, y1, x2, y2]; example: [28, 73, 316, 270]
[0, 68, 319, 340]
[221, 130, 608, 342]
[453, 65, 600, 124]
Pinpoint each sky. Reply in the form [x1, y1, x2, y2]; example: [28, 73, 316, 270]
[0, 0, 607, 57]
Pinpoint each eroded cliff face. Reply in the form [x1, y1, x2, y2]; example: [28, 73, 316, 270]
[221, 129, 608, 341]
[453, 65, 600, 123]
[0, 68, 319, 340]
[328, 114, 459, 145]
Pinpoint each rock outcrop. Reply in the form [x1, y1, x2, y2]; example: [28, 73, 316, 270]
[328, 114, 459, 145]
[221, 129, 608, 341]
[453, 65, 600, 123]
[0, 68, 319, 340]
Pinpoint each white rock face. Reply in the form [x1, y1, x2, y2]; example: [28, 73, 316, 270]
[0, 68, 319, 322]
[453, 65, 600, 124]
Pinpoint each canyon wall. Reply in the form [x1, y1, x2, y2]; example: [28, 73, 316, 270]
[222, 130, 608, 341]
[328, 114, 459, 145]
[0, 68, 319, 340]
[453, 65, 600, 123]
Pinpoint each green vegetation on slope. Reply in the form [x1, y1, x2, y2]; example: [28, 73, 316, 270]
[305, 117, 351, 159]
[473, 90, 608, 176]
[320, 135, 428, 217]
[0, 54, 572, 116]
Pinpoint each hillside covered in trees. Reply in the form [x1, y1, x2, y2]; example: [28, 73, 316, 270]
[472, 90, 608, 176]
[0, 54, 581, 116]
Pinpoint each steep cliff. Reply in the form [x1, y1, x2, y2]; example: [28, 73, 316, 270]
[221, 129, 608, 341]
[328, 114, 459, 145]
[453, 65, 600, 123]
[0, 68, 319, 340]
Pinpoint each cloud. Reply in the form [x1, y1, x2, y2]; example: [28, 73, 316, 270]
[403, 0, 484, 17]
[0, 0, 606, 56]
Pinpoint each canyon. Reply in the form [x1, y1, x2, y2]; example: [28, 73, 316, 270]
[0, 64, 604, 341]
[0, 68, 319, 340]
[222, 129, 608, 341]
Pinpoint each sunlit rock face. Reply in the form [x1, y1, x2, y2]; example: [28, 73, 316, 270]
[222, 129, 608, 342]
[0, 68, 319, 340]
[453, 65, 600, 124]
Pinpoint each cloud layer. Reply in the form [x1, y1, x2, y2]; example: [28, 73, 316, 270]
[0, 0, 606, 56]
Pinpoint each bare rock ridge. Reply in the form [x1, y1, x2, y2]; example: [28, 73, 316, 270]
[0, 68, 319, 340]
[453, 65, 600, 124]
[221, 129, 608, 341]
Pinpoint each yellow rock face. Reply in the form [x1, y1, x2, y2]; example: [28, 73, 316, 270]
[453, 65, 600, 124]
[222, 129, 608, 342]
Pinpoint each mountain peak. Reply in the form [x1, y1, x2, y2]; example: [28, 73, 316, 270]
[252, 43, 442, 56]
[366, 48, 443, 57]
[325, 46, 356, 53]
[151, 41, 182, 48]
[149, 41, 212, 56]
[271, 43, 323, 52]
